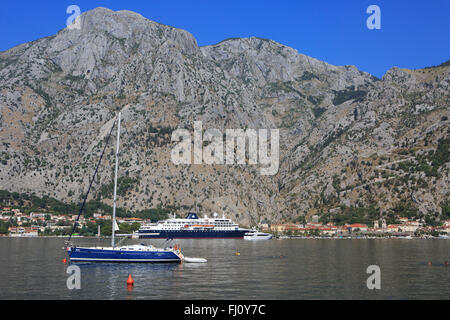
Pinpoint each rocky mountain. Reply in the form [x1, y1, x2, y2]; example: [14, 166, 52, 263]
[0, 7, 448, 226]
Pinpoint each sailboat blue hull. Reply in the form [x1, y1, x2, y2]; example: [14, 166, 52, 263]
[68, 247, 181, 263]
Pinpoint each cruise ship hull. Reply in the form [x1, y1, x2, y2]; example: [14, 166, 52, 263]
[138, 229, 248, 239]
[67, 247, 181, 263]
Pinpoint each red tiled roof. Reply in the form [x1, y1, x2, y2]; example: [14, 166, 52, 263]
[349, 223, 368, 228]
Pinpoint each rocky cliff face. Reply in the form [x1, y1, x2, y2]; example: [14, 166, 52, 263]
[0, 7, 448, 225]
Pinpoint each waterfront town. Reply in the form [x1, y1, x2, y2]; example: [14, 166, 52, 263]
[1, 206, 449, 238]
[267, 218, 450, 238]
[0, 207, 144, 237]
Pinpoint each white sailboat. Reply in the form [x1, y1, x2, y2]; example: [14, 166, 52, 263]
[65, 112, 184, 263]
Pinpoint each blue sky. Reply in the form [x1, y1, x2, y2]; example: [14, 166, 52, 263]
[0, 0, 448, 77]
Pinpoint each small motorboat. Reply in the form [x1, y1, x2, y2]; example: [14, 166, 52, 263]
[183, 257, 207, 263]
[244, 230, 273, 240]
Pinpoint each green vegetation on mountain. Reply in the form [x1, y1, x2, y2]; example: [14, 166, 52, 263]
[424, 60, 450, 69]
[0, 189, 170, 221]
[319, 205, 379, 226]
[332, 88, 367, 105]
[311, 106, 326, 118]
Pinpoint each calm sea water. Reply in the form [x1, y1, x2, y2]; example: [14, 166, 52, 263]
[0, 237, 448, 300]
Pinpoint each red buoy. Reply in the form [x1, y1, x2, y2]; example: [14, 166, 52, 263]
[126, 274, 134, 286]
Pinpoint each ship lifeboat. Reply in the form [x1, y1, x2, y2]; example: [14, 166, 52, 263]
[192, 224, 214, 229]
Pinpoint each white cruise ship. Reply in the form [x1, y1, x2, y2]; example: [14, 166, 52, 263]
[136, 212, 250, 239]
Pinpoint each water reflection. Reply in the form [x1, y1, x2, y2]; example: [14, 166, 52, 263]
[0, 238, 449, 299]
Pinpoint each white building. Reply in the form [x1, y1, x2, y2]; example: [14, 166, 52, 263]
[9, 227, 38, 237]
[399, 223, 419, 233]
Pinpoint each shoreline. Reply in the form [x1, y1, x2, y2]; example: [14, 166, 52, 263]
[0, 235, 448, 240]
[275, 236, 449, 240]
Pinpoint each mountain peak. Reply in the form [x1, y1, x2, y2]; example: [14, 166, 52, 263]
[0, 7, 448, 226]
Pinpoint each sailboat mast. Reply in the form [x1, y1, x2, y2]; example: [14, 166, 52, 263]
[112, 112, 121, 248]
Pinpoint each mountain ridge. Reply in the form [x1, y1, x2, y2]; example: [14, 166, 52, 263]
[0, 7, 448, 226]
